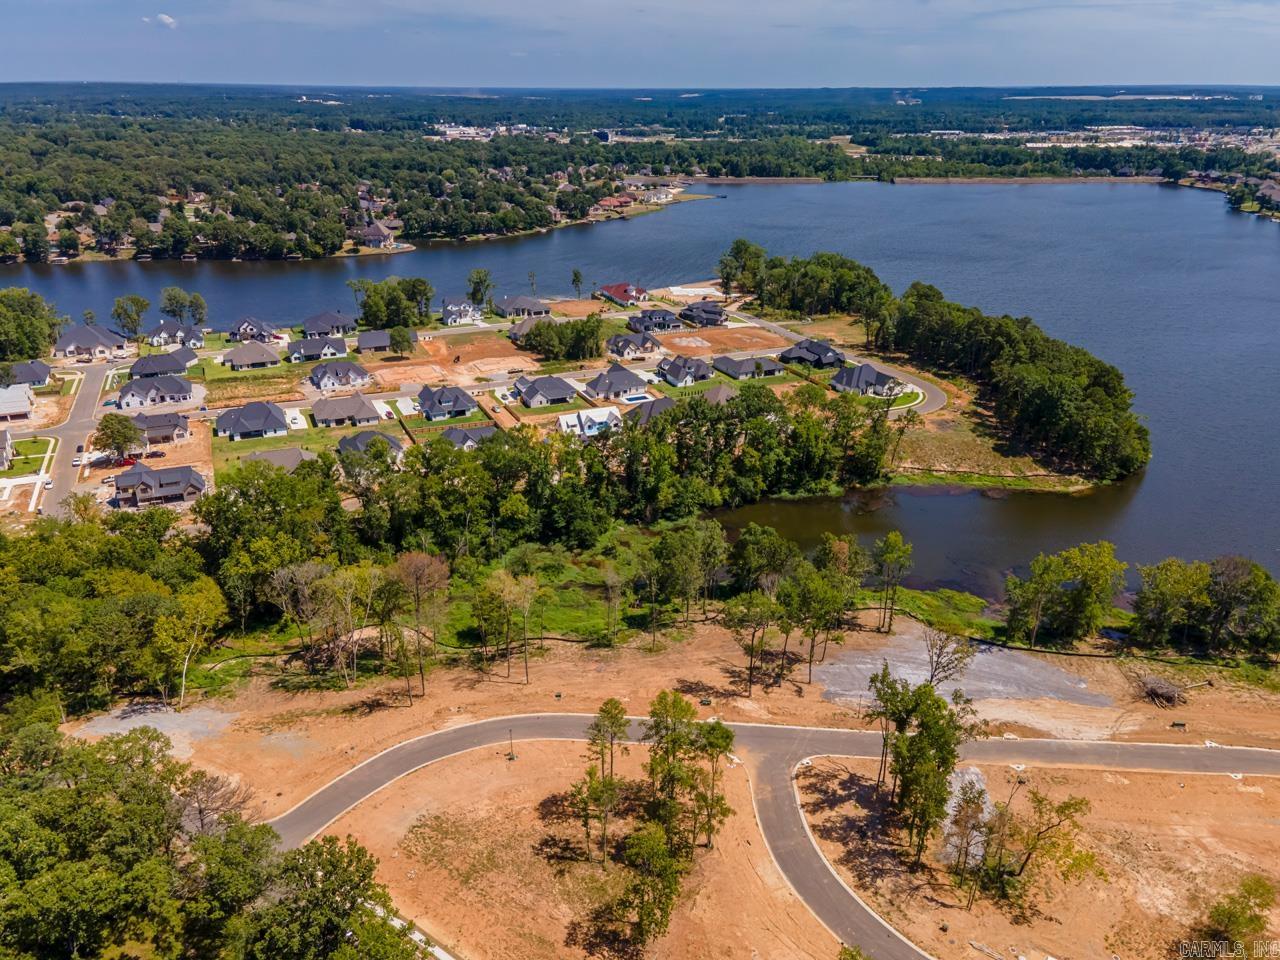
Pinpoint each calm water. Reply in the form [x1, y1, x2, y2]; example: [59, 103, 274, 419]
[4, 182, 1279, 591]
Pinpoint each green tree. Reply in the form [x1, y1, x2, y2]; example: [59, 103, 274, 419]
[571, 268, 584, 299]
[387, 326, 414, 356]
[873, 530, 913, 632]
[111, 294, 152, 341]
[467, 268, 493, 306]
[93, 411, 144, 460]
[618, 822, 683, 946]
[18, 224, 49, 263]
[1200, 874, 1277, 952]
[586, 697, 630, 778]
[722, 590, 777, 696]
[0, 287, 65, 361]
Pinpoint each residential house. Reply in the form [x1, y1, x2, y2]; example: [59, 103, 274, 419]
[112, 463, 206, 507]
[440, 425, 497, 451]
[442, 297, 483, 326]
[285, 337, 347, 363]
[145, 320, 204, 348]
[831, 362, 904, 398]
[301, 311, 358, 338]
[558, 406, 622, 438]
[0, 385, 33, 422]
[118, 375, 193, 410]
[356, 329, 417, 353]
[361, 220, 394, 249]
[607, 332, 662, 360]
[597, 283, 647, 307]
[233, 317, 278, 343]
[713, 355, 784, 380]
[223, 341, 281, 371]
[312, 394, 379, 428]
[703, 383, 739, 406]
[0, 430, 12, 470]
[508, 315, 563, 343]
[679, 300, 726, 327]
[131, 412, 190, 445]
[216, 401, 289, 441]
[513, 375, 577, 408]
[780, 338, 844, 369]
[310, 360, 371, 391]
[130, 348, 196, 379]
[628, 309, 683, 334]
[337, 430, 404, 461]
[8, 360, 51, 387]
[54, 324, 126, 359]
[243, 447, 318, 473]
[625, 396, 676, 426]
[584, 363, 648, 402]
[494, 296, 551, 319]
[656, 355, 713, 388]
[417, 385, 478, 421]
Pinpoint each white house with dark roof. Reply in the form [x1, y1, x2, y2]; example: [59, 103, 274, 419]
[130, 348, 196, 379]
[7, 360, 51, 388]
[54, 324, 126, 359]
[233, 317, 278, 343]
[118, 375, 193, 410]
[285, 337, 347, 363]
[584, 363, 648, 401]
[656, 355, 713, 388]
[145, 320, 204, 348]
[442, 297, 483, 326]
[780, 339, 844, 369]
[558, 406, 622, 438]
[301, 311, 358, 338]
[337, 430, 404, 462]
[216, 401, 289, 441]
[440, 425, 497, 450]
[112, 463, 206, 508]
[494, 295, 550, 319]
[417, 385, 478, 421]
[310, 360, 371, 391]
[831, 362, 904, 398]
[356, 329, 418, 353]
[713, 355, 784, 380]
[223, 341, 280, 371]
[513, 375, 577, 408]
[607, 332, 662, 360]
[243, 447, 317, 473]
[628, 309, 683, 334]
[679, 300, 726, 327]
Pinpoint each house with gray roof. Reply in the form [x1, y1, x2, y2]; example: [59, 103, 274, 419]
[440, 425, 497, 451]
[131, 412, 190, 444]
[130, 348, 196, 379]
[417, 385, 478, 421]
[702, 383, 739, 406]
[301, 311, 358, 338]
[625, 396, 677, 426]
[831, 362, 903, 398]
[54, 324, 126, 359]
[223, 341, 280, 371]
[584, 363, 648, 401]
[145, 320, 203, 348]
[337, 430, 403, 460]
[312, 394, 379, 428]
[112, 463, 206, 508]
[233, 317, 277, 343]
[494, 295, 550, 319]
[628, 309, 683, 334]
[780, 339, 844, 369]
[356, 329, 417, 353]
[285, 337, 346, 363]
[118, 375, 193, 410]
[0, 386, 31, 423]
[656, 355, 713, 388]
[713, 355, 784, 380]
[607, 332, 662, 360]
[513, 374, 577, 407]
[216, 401, 289, 441]
[442, 297, 483, 326]
[7, 359, 51, 387]
[243, 447, 317, 473]
[679, 300, 726, 327]
[310, 360, 371, 391]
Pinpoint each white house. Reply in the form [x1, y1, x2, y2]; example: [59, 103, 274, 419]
[558, 406, 622, 438]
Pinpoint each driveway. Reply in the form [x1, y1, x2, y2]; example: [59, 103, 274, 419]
[267, 713, 1280, 960]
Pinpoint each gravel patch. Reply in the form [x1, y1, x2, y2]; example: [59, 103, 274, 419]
[75, 701, 235, 758]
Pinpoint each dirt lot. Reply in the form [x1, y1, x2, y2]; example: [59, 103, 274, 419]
[799, 758, 1280, 960]
[656, 325, 788, 358]
[372, 333, 537, 388]
[328, 741, 836, 960]
[80, 419, 216, 492]
[27, 391, 76, 428]
[551, 299, 606, 317]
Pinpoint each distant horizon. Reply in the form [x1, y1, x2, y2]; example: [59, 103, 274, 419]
[6, 0, 1279, 89]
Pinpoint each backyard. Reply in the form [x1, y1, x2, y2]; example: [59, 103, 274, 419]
[0, 437, 54, 478]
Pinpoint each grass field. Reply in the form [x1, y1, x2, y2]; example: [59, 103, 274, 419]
[212, 421, 407, 474]
[0, 438, 53, 478]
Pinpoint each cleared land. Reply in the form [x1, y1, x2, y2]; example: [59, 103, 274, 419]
[372, 333, 537, 388]
[328, 741, 836, 960]
[799, 758, 1280, 960]
[656, 325, 789, 357]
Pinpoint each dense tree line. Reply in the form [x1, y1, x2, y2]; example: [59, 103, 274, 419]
[721, 242, 1151, 480]
[0, 287, 65, 362]
[519, 315, 604, 361]
[0, 724, 416, 960]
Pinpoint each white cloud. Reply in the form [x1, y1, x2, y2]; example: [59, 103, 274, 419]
[157, 13, 178, 29]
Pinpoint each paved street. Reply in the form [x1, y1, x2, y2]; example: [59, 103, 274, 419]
[267, 713, 1280, 960]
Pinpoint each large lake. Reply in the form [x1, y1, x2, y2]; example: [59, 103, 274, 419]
[4, 182, 1278, 593]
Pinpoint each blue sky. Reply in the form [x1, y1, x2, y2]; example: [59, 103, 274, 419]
[4, 0, 1279, 86]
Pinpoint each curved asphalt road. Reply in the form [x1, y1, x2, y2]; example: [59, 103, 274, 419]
[268, 714, 1280, 960]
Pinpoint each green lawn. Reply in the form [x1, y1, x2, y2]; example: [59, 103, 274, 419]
[213, 421, 406, 474]
[402, 407, 493, 433]
[0, 438, 54, 478]
[651, 371, 738, 397]
[187, 357, 307, 382]
[509, 396, 594, 416]
[33, 376, 74, 397]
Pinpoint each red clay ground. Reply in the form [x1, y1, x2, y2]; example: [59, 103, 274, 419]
[799, 757, 1280, 960]
[372, 333, 538, 388]
[656, 325, 788, 357]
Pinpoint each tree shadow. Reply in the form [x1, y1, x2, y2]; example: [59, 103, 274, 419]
[564, 902, 644, 960]
[340, 692, 400, 716]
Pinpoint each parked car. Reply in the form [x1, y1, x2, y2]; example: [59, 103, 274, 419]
[383, 410, 395, 419]
[102, 399, 115, 407]
[144, 451, 166, 459]
[120, 457, 137, 467]
[75, 444, 84, 453]
[43, 478, 53, 489]
[71, 457, 81, 467]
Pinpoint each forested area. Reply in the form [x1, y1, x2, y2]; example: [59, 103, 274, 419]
[720, 242, 1151, 480]
[1, 84, 1277, 262]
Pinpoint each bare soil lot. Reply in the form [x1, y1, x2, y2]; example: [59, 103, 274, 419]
[373, 333, 537, 388]
[81, 419, 215, 491]
[656, 325, 788, 357]
[329, 740, 836, 960]
[799, 757, 1280, 960]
